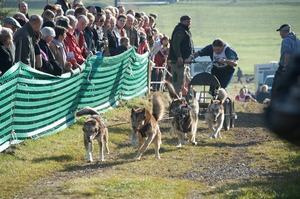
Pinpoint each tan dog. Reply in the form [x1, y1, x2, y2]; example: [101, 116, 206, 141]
[76, 107, 109, 162]
[131, 93, 164, 160]
[205, 88, 227, 138]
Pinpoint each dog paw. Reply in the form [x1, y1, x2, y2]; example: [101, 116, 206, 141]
[176, 144, 182, 148]
[135, 157, 141, 161]
[156, 156, 161, 160]
[192, 142, 198, 146]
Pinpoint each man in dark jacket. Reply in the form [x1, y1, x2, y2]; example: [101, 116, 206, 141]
[56, 0, 71, 14]
[168, 15, 194, 94]
[193, 39, 238, 89]
[13, 15, 42, 69]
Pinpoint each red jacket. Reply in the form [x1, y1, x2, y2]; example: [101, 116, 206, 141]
[137, 41, 150, 55]
[64, 32, 85, 65]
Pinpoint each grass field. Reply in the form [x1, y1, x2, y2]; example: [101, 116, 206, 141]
[5, 0, 300, 73]
[0, 90, 300, 198]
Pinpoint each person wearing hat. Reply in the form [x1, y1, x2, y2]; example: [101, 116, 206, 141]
[38, 26, 63, 76]
[168, 15, 194, 95]
[2, 17, 21, 33]
[272, 24, 300, 98]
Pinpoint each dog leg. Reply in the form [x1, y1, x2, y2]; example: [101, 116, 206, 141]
[131, 130, 138, 147]
[84, 136, 93, 162]
[135, 133, 156, 160]
[104, 130, 110, 154]
[176, 130, 184, 148]
[99, 135, 105, 162]
[189, 124, 198, 145]
[154, 129, 162, 159]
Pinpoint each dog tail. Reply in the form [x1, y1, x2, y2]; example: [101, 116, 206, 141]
[152, 93, 165, 121]
[76, 106, 99, 117]
[165, 81, 179, 99]
[217, 88, 228, 104]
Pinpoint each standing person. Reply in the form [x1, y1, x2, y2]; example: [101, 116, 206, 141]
[14, 15, 43, 68]
[0, 28, 15, 76]
[39, 27, 62, 76]
[19, 1, 29, 19]
[125, 14, 139, 49]
[168, 15, 194, 94]
[272, 24, 300, 98]
[64, 15, 85, 65]
[237, 66, 243, 84]
[56, 0, 71, 14]
[2, 17, 21, 33]
[50, 26, 72, 73]
[113, 15, 127, 46]
[75, 15, 89, 58]
[193, 39, 238, 89]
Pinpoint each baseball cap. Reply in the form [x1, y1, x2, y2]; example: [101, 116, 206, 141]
[3, 17, 21, 28]
[276, 24, 291, 32]
[180, 15, 191, 22]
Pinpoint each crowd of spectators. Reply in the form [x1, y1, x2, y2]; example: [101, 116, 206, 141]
[0, 0, 169, 79]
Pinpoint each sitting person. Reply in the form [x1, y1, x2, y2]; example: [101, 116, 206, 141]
[256, 84, 271, 104]
[235, 87, 256, 102]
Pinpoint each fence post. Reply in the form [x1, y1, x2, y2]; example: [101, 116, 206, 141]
[147, 60, 151, 95]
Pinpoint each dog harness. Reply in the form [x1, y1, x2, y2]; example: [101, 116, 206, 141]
[137, 123, 151, 138]
[175, 104, 192, 133]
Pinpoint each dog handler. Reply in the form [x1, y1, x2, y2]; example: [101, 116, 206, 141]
[168, 15, 194, 95]
[193, 39, 238, 89]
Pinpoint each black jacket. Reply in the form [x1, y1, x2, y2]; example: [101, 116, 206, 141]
[56, 0, 71, 13]
[38, 39, 62, 76]
[169, 23, 194, 61]
[0, 44, 14, 75]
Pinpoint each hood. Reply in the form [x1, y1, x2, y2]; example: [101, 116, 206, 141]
[286, 32, 297, 41]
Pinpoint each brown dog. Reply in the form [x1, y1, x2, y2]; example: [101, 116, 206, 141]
[76, 107, 109, 162]
[205, 88, 227, 139]
[131, 93, 164, 160]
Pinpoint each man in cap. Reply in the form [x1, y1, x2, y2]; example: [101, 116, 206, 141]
[272, 24, 300, 98]
[2, 17, 21, 33]
[168, 15, 194, 95]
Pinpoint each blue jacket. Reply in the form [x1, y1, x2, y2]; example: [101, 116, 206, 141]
[280, 32, 300, 66]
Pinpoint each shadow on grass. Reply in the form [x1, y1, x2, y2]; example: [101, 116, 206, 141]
[32, 155, 74, 163]
[197, 140, 265, 148]
[117, 147, 177, 160]
[201, 170, 300, 198]
[235, 112, 266, 128]
[62, 159, 135, 173]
